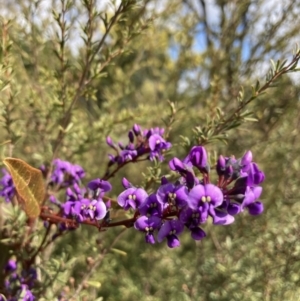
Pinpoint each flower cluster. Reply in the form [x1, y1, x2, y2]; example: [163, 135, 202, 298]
[117, 146, 265, 248]
[1, 259, 36, 301]
[49, 159, 85, 187]
[0, 125, 266, 301]
[106, 124, 172, 165]
[61, 178, 111, 223]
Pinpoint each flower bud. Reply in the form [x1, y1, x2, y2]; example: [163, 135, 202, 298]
[216, 155, 226, 176]
[241, 150, 252, 171]
[106, 136, 114, 148]
[189, 146, 209, 173]
[128, 130, 134, 143]
[122, 177, 132, 189]
[133, 124, 141, 135]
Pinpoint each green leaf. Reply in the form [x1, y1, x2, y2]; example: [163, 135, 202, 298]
[3, 158, 45, 218]
[86, 280, 102, 288]
[110, 248, 127, 256]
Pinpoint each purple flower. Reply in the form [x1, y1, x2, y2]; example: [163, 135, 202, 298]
[76, 198, 92, 221]
[188, 184, 223, 210]
[179, 206, 208, 226]
[106, 125, 172, 167]
[120, 149, 138, 162]
[157, 220, 184, 248]
[188, 184, 234, 225]
[51, 159, 85, 187]
[148, 134, 172, 161]
[73, 164, 85, 181]
[63, 200, 78, 216]
[178, 208, 207, 241]
[139, 193, 164, 217]
[168, 157, 197, 188]
[185, 146, 209, 173]
[156, 183, 188, 208]
[66, 184, 85, 202]
[87, 179, 112, 197]
[63, 199, 87, 222]
[87, 199, 107, 220]
[5, 259, 17, 273]
[216, 156, 241, 180]
[117, 188, 148, 210]
[242, 186, 264, 215]
[0, 168, 15, 202]
[134, 216, 162, 244]
[20, 284, 35, 301]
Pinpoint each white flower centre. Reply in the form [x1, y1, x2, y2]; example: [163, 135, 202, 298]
[201, 196, 211, 203]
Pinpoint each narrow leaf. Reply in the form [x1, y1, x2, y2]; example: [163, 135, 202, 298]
[3, 158, 45, 218]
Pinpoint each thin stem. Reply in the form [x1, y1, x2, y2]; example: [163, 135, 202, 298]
[71, 228, 127, 298]
[28, 224, 52, 266]
[51, 1, 126, 162]
[103, 157, 149, 180]
[215, 50, 300, 135]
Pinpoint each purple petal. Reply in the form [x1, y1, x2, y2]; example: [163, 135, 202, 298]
[248, 202, 264, 215]
[227, 203, 241, 215]
[190, 227, 206, 240]
[5, 260, 17, 272]
[210, 207, 235, 225]
[167, 235, 180, 248]
[63, 201, 73, 215]
[189, 146, 208, 172]
[138, 194, 163, 216]
[252, 186, 262, 199]
[122, 177, 132, 189]
[241, 150, 252, 171]
[148, 134, 165, 151]
[174, 185, 189, 207]
[128, 199, 137, 209]
[134, 216, 149, 230]
[134, 216, 161, 231]
[188, 184, 205, 209]
[157, 221, 172, 242]
[169, 157, 185, 172]
[145, 233, 156, 244]
[157, 220, 184, 243]
[185, 171, 195, 189]
[134, 188, 148, 207]
[242, 187, 255, 208]
[88, 179, 112, 192]
[93, 200, 107, 220]
[133, 124, 141, 135]
[117, 188, 136, 208]
[216, 155, 226, 176]
[106, 136, 115, 147]
[204, 184, 223, 207]
[160, 176, 169, 185]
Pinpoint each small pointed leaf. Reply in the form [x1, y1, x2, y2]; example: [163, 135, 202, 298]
[3, 158, 45, 218]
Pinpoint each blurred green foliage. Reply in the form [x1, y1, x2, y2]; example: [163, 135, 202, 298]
[1, 0, 300, 300]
